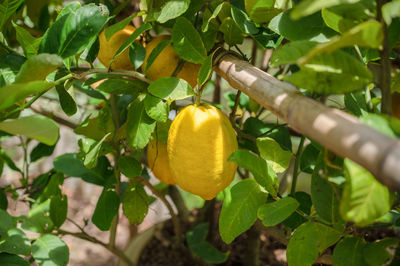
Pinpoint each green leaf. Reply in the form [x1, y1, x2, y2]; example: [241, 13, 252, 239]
[0, 228, 31, 256]
[344, 91, 368, 117]
[202, 2, 228, 32]
[32, 235, 69, 266]
[122, 182, 149, 224]
[111, 23, 152, 67]
[0, 188, 7, 210]
[148, 77, 194, 101]
[283, 192, 312, 229]
[287, 221, 342, 266]
[0, 80, 55, 111]
[95, 78, 147, 95]
[270, 41, 317, 66]
[291, 0, 360, 19]
[197, 53, 213, 87]
[37, 173, 63, 203]
[105, 13, 144, 40]
[144, 94, 169, 122]
[228, 150, 278, 196]
[119, 155, 142, 178]
[84, 133, 111, 169]
[56, 85, 77, 116]
[144, 39, 171, 72]
[219, 17, 244, 46]
[12, 22, 42, 58]
[50, 194, 67, 228]
[21, 200, 54, 234]
[332, 237, 367, 266]
[129, 42, 146, 70]
[360, 114, 397, 139]
[0, 116, 59, 145]
[126, 99, 156, 149]
[172, 17, 207, 64]
[0, 149, 21, 173]
[14, 54, 63, 83]
[92, 189, 120, 231]
[154, 120, 172, 143]
[284, 50, 372, 95]
[0, 53, 26, 85]
[219, 179, 268, 244]
[257, 197, 299, 226]
[256, 137, 292, 173]
[0, 253, 29, 266]
[311, 164, 341, 224]
[0, 0, 24, 31]
[269, 10, 336, 42]
[300, 143, 320, 173]
[0, 209, 14, 235]
[382, 0, 400, 25]
[321, 7, 357, 33]
[186, 223, 228, 264]
[245, 0, 284, 24]
[363, 238, 399, 266]
[231, 6, 259, 35]
[157, 0, 190, 23]
[340, 159, 392, 227]
[298, 21, 383, 65]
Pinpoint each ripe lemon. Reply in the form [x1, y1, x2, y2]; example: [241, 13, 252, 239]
[142, 35, 200, 88]
[167, 104, 238, 200]
[147, 139, 175, 185]
[98, 25, 136, 70]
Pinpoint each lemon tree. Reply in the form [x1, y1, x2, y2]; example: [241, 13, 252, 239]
[0, 0, 399, 265]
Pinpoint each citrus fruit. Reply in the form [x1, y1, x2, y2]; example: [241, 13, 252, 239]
[167, 103, 238, 200]
[98, 25, 136, 70]
[147, 139, 175, 185]
[392, 92, 400, 119]
[142, 35, 200, 88]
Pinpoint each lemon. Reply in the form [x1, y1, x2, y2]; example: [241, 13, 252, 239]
[142, 35, 200, 88]
[167, 104, 238, 200]
[98, 25, 136, 70]
[147, 139, 175, 185]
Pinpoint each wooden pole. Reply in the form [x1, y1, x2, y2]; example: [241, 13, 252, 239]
[214, 53, 400, 191]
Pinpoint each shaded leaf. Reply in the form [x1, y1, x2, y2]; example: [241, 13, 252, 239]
[332, 237, 366, 266]
[92, 189, 120, 231]
[14, 54, 63, 83]
[122, 182, 149, 224]
[258, 197, 299, 226]
[32, 235, 69, 266]
[0, 228, 31, 256]
[50, 194, 68, 228]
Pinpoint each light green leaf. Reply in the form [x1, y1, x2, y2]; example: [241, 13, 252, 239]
[287, 221, 342, 266]
[21, 200, 54, 234]
[340, 159, 392, 227]
[202, 2, 228, 32]
[157, 0, 190, 23]
[0, 0, 24, 31]
[0, 228, 31, 256]
[126, 99, 156, 149]
[148, 77, 194, 101]
[105, 12, 145, 40]
[95, 78, 146, 95]
[332, 237, 366, 266]
[321, 8, 357, 33]
[382, 0, 400, 25]
[186, 223, 228, 264]
[14, 54, 63, 83]
[0, 209, 14, 236]
[92, 189, 120, 231]
[197, 53, 213, 87]
[84, 133, 111, 169]
[0, 116, 59, 145]
[32, 235, 69, 266]
[144, 94, 169, 122]
[118, 155, 142, 178]
[228, 150, 278, 196]
[270, 40, 317, 66]
[123, 182, 149, 224]
[256, 137, 292, 173]
[219, 179, 268, 244]
[298, 21, 383, 65]
[360, 113, 397, 139]
[257, 197, 299, 226]
[12, 22, 42, 58]
[291, 0, 360, 19]
[219, 17, 244, 46]
[172, 17, 207, 63]
[245, 0, 286, 24]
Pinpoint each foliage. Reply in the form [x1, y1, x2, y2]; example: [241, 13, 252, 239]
[0, 0, 399, 265]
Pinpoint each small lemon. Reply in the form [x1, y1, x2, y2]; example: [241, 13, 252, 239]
[98, 25, 136, 70]
[167, 104, 238, 200]
[147, 139, 175, 185]
[142, 35, 200, 88]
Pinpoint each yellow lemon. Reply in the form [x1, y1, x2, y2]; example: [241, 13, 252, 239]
[167, 104, 238, 200]
[147, 139, 175, 185]
[98, 25, 136, 70]
[142, 35, 200, 88]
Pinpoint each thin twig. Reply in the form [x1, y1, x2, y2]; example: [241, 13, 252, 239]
[136, 176, 181, 245]
[30, 106, 78, 129]
[73, 68, 152, 84]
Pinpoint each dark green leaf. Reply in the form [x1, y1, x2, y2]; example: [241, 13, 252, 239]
[148, 77, 194, 101]
[258, 197, 299, 226]
[105, 13, 144, 40]
[0, 209, 14, 235]
[0, 149, 21, 173]
[332, 237, 367, 266]
[197, 54, 213, 87]
[32, 235, 69, 266]
[84, 133, 111, 169]
[0, 228, 31, 256]
[172, 17, 207, 63]
[0, 0, 24, 31]
[118, 155, 142, 178]
[50, 194, 68, 228]
[0, 253, 29, 266]
[92, 189, 120, 231]
[21, 200, 54, 233]
[363, 238, 399, 266]
[56, 85, 77, 116]
[129, 42, 146, 70]
[96, 78, 146, 95]
[219, 179, 268, 244]
[300, 143, 320, 173]
[344, 91, 368, 117]
[122, 182, 149, 224]
[287, 221, 342, 266]
[30, 142, 56, 163]
[231, 6, 260, 35]
[283, 192, 312, 228]
[0, 188, 7, 210]
[12, 21, 42, 58]
[219, 17, 244, 46]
